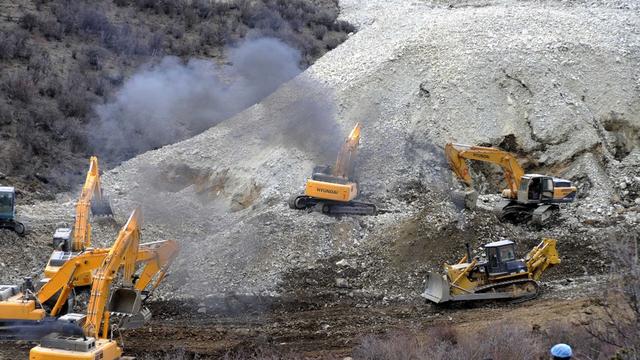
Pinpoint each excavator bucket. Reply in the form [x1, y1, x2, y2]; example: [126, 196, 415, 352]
[91, 198, 113, 217]
[421, 272, 451, 303]
[108, 288, 150, 330]
[451, 189, 478, 210]
[109, 288, 142, 314]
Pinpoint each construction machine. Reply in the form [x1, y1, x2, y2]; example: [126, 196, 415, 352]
[52, 156, 113, 252]
[445, 143, 577, 224]
[44, 156, 113, 287]
[0, 211, 178, 337]
[289, 123, 377, 215]
[30, 208, 175, 359]
[422, 238, 560, 303]
[0, 186, 26, 236]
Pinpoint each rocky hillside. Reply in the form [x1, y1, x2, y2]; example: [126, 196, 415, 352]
[0, 0, 353, 199]
[2, 0, 639, 305]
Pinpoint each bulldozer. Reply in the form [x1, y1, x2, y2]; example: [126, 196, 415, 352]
[445, 143, 577, 224]
[30, 208, 175, 359]
[0, 186, 25, 236]
[289, 123, 377, 215]
[422, 238, 560, 303]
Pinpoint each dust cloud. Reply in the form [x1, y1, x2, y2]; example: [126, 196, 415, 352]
[91, 38, 302, 162]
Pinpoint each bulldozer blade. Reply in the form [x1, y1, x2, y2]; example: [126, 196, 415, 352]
[91, 198, 114, 217]
[421, 272, 451, 303]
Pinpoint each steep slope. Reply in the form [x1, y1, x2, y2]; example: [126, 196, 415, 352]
[82, 0, 639, 299]
[4, 0, 639, 302]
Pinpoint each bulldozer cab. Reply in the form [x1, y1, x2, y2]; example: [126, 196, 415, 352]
[484, 240, 526, 276]
[518, 175, 554, 204]
[0, 187, 16, 220]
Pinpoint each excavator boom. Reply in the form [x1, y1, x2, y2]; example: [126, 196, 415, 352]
[445, 143, 525, 197]
[332, 123, 361, 179]
[84, 208, 141, 338]
[71, 156, 113, 252]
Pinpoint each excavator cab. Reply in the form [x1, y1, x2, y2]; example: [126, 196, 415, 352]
[0, 187, 25, 236]
[518, 175, 576, 204]
[0, 187, 15, 221]
[483, 240, 527, 276]
[517, 175, 552, 204]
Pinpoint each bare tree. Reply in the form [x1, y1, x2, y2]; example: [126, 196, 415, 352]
[585, 228, 639, 359]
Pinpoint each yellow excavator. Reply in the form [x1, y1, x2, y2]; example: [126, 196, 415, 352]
[30, 208, 175, 359]
[445, 143, 577, 224]
[289, 123, 376, 215]
[422, 238, 560, 303]
[45, 156, 113, 285]
[0, 210, 178, 339]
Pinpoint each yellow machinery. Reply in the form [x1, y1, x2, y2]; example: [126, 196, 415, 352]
[45, 156, 113, 286]
[289, 123, 376, 215]
[422, 238, 560, 303]
[445, 143, 577, 224]
[30, 208, 176, 359]
[0, 210, 178, 338]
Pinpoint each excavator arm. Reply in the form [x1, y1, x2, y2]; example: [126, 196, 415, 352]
[332, 123, 361, 179]
[444, 143, 526, 198]
[525, 238, 561, 280]
[84, 208, 141, 339]
[71, 156, 113, 251]
[134, 240, 179, 293]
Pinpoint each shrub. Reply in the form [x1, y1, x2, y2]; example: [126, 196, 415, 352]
[57, 70, 90, 117]
[0, 30, 31, 60]
[323, 31, 346, 50]
[38, 19, 63, 41]
[0, 32, 18, 59]
[82, 46, 108, 71]
[40, 76, 62, 98]
[3, 70, 36, 103]
[28, 52, 52, 83]
[20, 13, 39, 32]
[148, 32, 165, 55]
[199, 21, 231, 46]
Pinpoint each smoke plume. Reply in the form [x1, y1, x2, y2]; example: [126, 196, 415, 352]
[91, 38, 302, 161]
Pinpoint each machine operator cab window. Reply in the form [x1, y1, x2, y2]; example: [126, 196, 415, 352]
[520, 175, 554, 204]
[484, 240, 526, 276]
[0, 188, 15, 217]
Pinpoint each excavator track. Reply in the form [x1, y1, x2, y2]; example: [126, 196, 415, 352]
[0, 220, 25, 236]
[498, 203, 533, 224]
[497, 201, 560, 225]
[289, 195, 377, 216]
